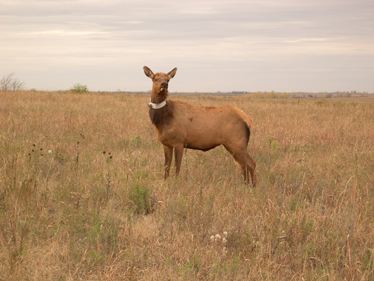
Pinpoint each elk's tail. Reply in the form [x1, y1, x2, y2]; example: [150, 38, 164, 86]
[236, 109, 253, 129]
[243, 114, 253, 129]
[236, 109, 253, 144]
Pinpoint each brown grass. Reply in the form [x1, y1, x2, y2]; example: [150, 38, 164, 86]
[1, 91, 374, 280]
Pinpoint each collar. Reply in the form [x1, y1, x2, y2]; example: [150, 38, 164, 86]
[148, 100, 166, 109]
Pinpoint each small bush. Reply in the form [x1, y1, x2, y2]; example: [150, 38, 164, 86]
[128, 182, 153, 214]
[70, 83, 88, 93]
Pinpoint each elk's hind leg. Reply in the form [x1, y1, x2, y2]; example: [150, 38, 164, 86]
[237, 152, 257, 187]
[235, 152, 251, 185]
[224, 145, 257, 187]
[163, 145, 173, 179]
[174, 144, 184, 177]
[245, 153, 257, 187]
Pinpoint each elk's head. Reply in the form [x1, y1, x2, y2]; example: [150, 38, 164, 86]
[143, 66, 177, 104]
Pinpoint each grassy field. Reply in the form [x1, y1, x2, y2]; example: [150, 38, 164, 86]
[1, 91, 374, 280]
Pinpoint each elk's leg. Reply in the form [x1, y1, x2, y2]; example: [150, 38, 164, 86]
[245, 153, 257, 187]
[234, 153, 250, 184]
[163, 145, 173, 179]
[223, 145, 247, 182]
[224, 145, 257, 187]
[237, 152, 257, 187]
[174, 144, 184, 177]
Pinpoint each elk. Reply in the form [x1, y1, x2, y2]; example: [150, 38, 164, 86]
[143, 66, 257, 187]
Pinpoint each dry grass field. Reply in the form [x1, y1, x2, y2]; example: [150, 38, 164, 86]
[1, 90, 374, 280]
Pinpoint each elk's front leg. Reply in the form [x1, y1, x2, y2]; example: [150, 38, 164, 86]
[174, 144, 184, 177]
[163, 145, 173, 179]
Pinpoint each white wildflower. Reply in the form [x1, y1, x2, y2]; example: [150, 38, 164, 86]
[48, 150, 53, 154]
[215, 234, 221, 242]
[222, 238, 228, 246]
[210, 235, 215, 243]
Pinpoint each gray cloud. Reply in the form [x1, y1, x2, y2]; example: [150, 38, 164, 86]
[1, 0, 373, 92]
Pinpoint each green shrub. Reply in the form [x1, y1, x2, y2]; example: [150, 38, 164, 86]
[70, 83, 88, 93]
[128, 182, 153, 214]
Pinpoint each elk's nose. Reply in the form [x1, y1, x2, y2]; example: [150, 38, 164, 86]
[161, 82, 168, 88]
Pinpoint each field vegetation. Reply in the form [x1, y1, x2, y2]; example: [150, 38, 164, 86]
[1, 90, 374, 280]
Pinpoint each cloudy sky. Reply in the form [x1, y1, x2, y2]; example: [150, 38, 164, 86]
[1, 0, 374, 92]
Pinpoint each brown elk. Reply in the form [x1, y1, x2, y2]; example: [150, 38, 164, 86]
[143, 66, 257, 187]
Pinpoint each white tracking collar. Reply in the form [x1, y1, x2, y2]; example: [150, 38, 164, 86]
[148, 100, 166, 109]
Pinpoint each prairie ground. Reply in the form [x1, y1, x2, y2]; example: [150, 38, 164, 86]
[1, 91, 374, 280]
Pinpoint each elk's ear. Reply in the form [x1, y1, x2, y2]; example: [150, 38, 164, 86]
[143, 66, 154, 79]
[167, 67, 177, 79]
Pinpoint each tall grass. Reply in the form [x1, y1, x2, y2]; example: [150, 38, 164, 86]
[1, 90, 374, 280]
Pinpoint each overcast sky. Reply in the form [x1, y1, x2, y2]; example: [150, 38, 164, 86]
[1, 0, 374, 92]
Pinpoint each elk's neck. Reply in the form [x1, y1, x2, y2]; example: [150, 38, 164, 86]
[151, 89, 168, 104]
[149, 99, 174, 127]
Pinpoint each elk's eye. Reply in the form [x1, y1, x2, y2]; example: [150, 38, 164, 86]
[154, 79, 157, 82]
